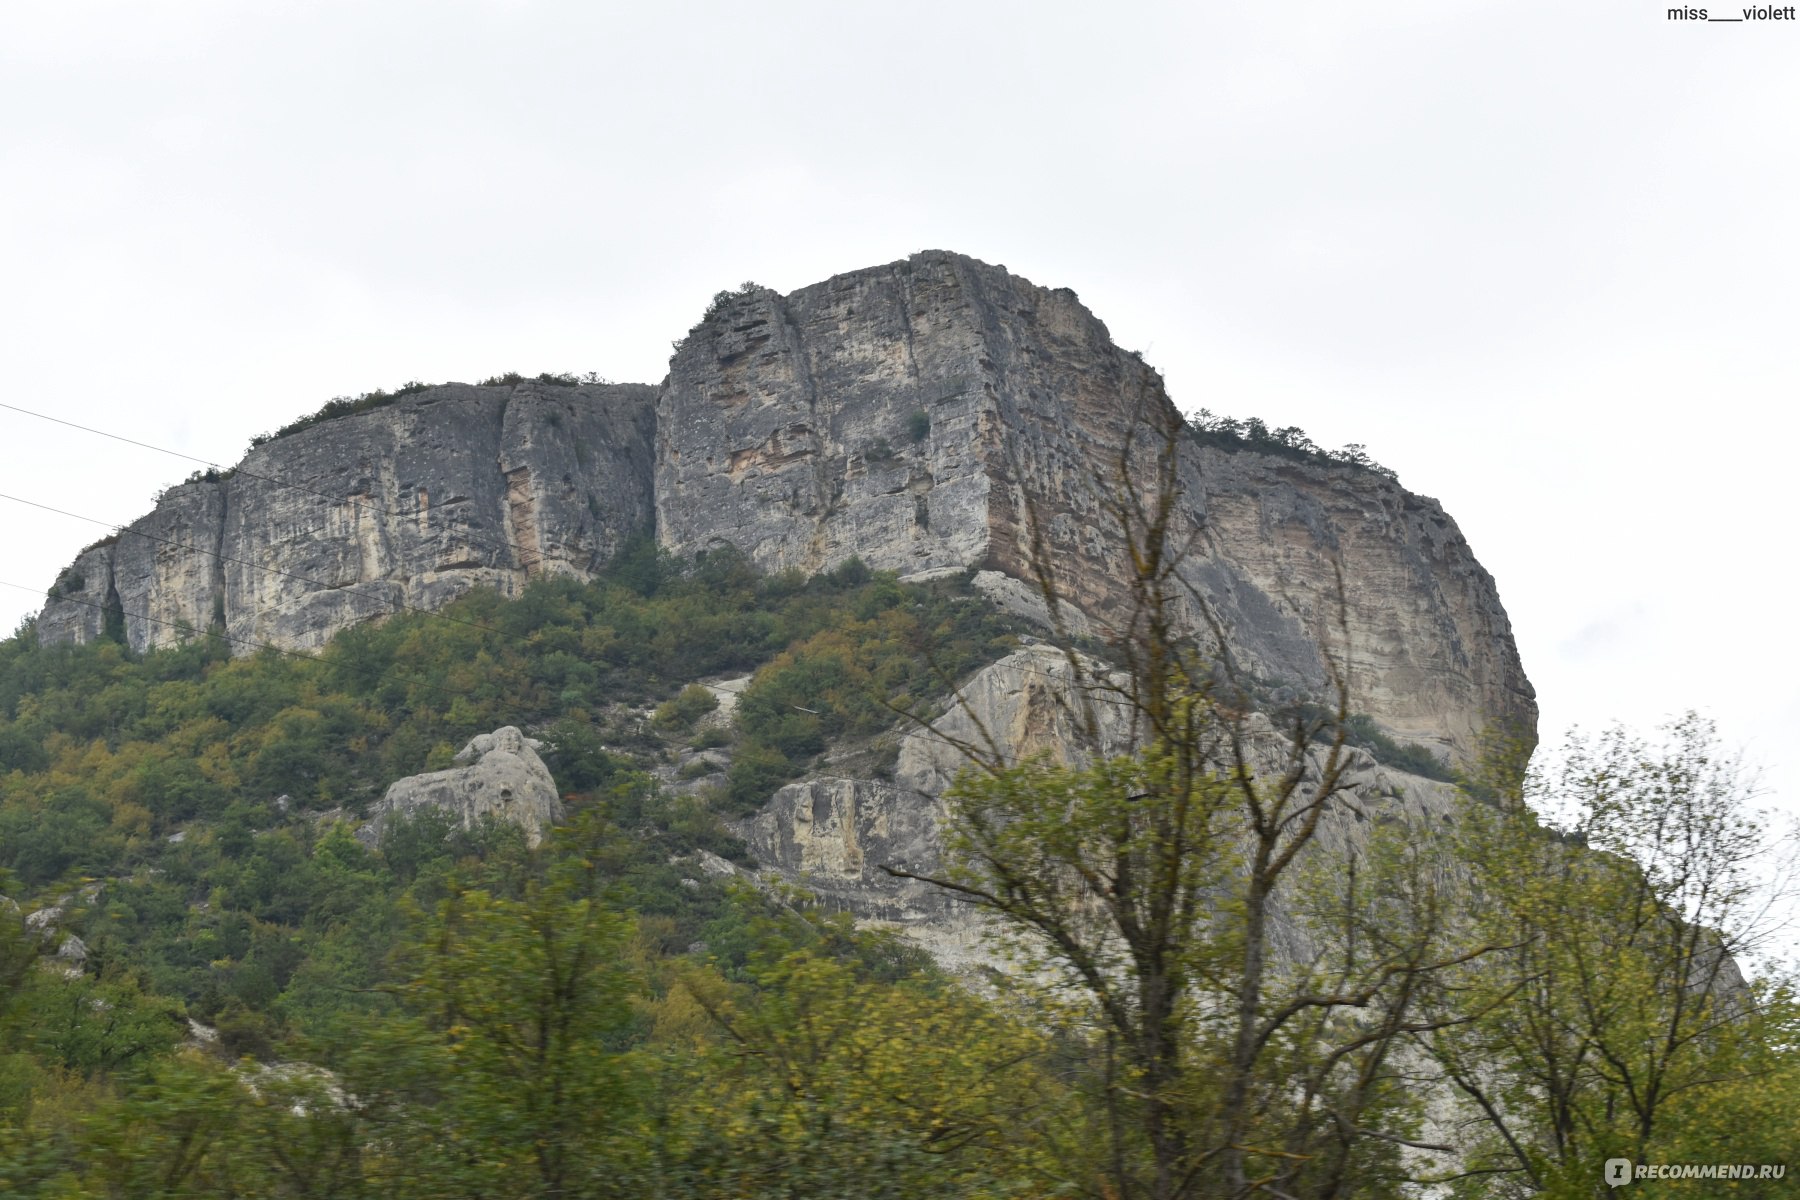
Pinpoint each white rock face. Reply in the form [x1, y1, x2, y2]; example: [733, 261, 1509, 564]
[366, 726, 563, 848]
[743, 645, 1470, 967]
[656, 252, 1534, 764]
[38, 381, 656, 655]
[37, 252, 1533, 763]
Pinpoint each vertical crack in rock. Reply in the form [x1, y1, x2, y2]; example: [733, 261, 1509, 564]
[210, 480, 229, 632]
[503, 466, 539, 581]
[100, 571, 125, 647]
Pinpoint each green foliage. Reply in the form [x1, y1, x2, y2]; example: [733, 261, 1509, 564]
[653, 944, 1057, 1197]
[907, 409, 931, 442]
[702, 281, 761, 322]
[28, 487, 1793, 1194]
[1650, 987, 1800, 1197]
[252, 381, 430, 446]
[724, 741, 795, 812]
[1187, 407, 1399, 480]
[1343, 713, 1455, 780]
[19, 969, 183, 1078]
[1274, 706, 1457, 781]
[51, 568, 84, 598]
[0, 787, 1062, 1198]
[249, 375, 609, 448]
[359, 822, 642, 1196]
[1425, 715, 1791, 1192]
[930, 730, 1439, 1198]
[676, 756, 719, 781]
[0, 786, 121, 888]
[0, 547, 1021, 1052]
[99, 589, 127, 648]
[476, 370, 603, 387]
[653, 683, 718, 730]
[726, 569, 1018, 811]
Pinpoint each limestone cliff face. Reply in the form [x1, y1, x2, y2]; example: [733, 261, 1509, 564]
[657, 251, 1532, 761]
[738, 645, 1124, 963]
[37, 381, 655, 654]
[742, 645, 1471, 966]
[742, 647, 1121, 925]
[1186, 446, 1533, 763]
[36, 251, 1531, 762]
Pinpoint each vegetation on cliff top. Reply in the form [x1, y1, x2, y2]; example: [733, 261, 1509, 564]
[246, 371, 618, 448]
[1186, 407, 1400, 480]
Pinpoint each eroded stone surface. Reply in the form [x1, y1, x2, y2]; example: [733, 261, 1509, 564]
[39, 381, 656, 655]
[742, 645, 1472, 967]
[37, 252, 1532, 763]
[366, 726, 563, 848]
[656, 252, 1533, 762]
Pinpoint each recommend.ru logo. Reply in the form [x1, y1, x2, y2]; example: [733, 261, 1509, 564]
[1605, 1158, 1787, 1186]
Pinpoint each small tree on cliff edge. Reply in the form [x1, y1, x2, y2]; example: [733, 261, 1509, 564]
[889, 399, 1495, 1200]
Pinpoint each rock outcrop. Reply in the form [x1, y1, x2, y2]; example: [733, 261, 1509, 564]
[741, 645, 1470, 966]
[36, 251, 1532, 762]
[365, 726, 563, 848]
[738, 645, 1129, 939]
[657, 253, 1532, 762]
[40, 381, 655, 654]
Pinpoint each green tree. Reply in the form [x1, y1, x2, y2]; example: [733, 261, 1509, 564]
[352, 815, 643, 1199]
[659, 941, 1056, 1198]
[74, 1052, 245, 1200]
[1423, 716, 1795, 1193]
[891, 407, 1474, 1199]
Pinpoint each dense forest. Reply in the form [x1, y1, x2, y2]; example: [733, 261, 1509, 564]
[0, 544, 1794, 1198]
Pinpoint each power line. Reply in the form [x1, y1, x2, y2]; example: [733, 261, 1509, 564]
[0, 490, 504, 637]
[0, 392, 1105, 715]
[0, 399, 549, 571]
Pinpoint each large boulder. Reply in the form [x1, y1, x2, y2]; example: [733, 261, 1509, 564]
[365, 726, 563, 847]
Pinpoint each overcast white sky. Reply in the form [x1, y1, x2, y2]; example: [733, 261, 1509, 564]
[3, 1, 1796, 888]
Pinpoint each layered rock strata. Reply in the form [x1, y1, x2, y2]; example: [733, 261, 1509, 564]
[38, 251, 1531, 762]
[657, 252, 1532, 762]
[39, 382, 655, 654]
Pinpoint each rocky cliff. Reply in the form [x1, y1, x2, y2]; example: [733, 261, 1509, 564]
[39, 381, 656, 654]
[658, 252, 1533, 761]
[738, 643, 1472, 970]
[36, 251, 1531, 762]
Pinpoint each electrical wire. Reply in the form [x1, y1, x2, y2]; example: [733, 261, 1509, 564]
[0, 398, 549, 570]
[1, 490, 504, 636]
